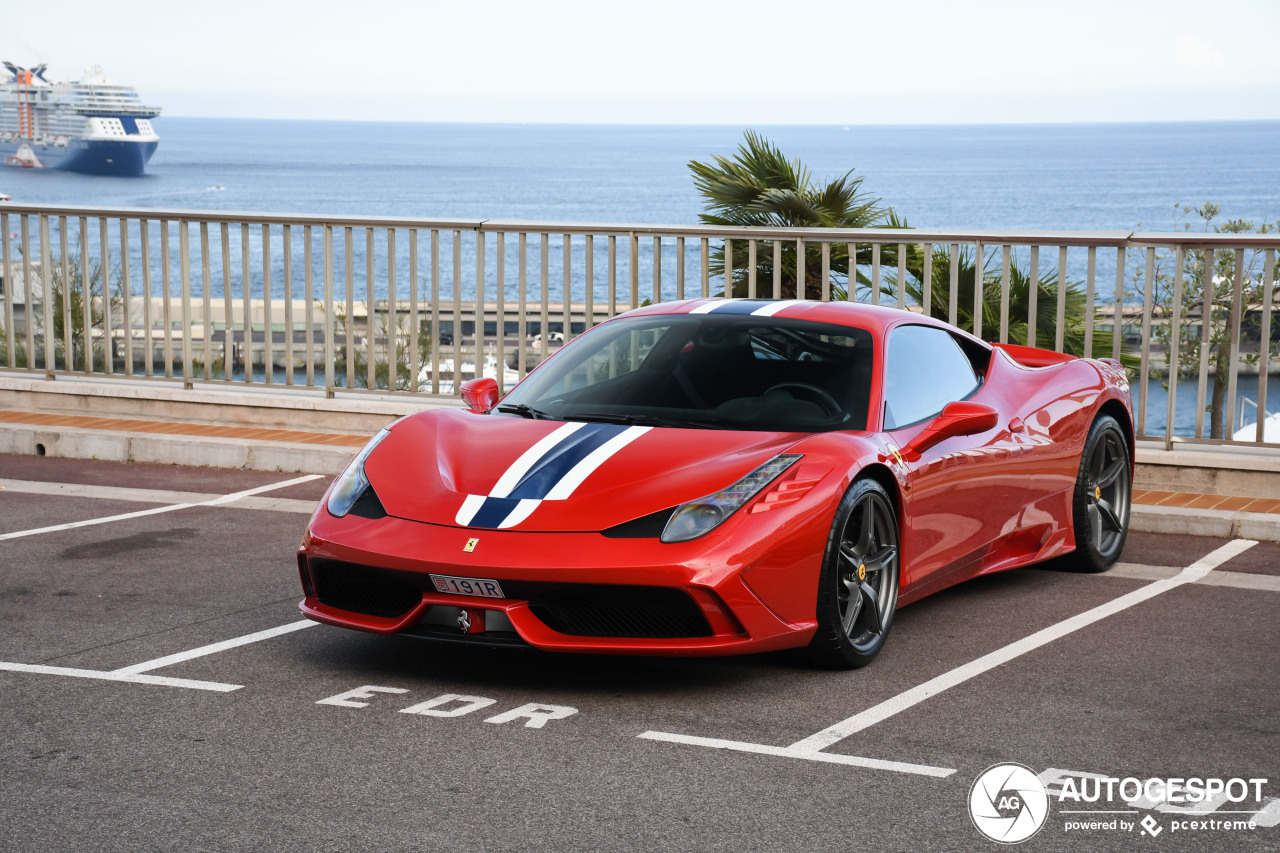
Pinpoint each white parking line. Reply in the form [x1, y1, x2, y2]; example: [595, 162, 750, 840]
[0, 478, 319, 515]
[636, 731, 956, 777]
[0, 474, 321, 540]
[0, 661, 241, 692]
[787, 538, 1256, 753]
[639, 539, 1257, 775]
[0, 618, 320, 692]
[112, 619, 317, 675]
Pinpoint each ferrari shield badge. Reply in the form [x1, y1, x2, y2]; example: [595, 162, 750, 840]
[464, 537, 479, 553]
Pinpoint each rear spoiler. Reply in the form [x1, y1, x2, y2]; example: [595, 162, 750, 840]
[991, 342, 1077, 368]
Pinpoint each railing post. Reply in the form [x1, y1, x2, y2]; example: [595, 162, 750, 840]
[324, 224, 335, 398]
[221, 223, 232, 383]
[1166, 247, 1185, 451]
[1026, 246, 1038, 347]
[39, 215, 54, 378]
[387, 227, 397, 392]
[1055, 247, 1067, 353]
[98, 217, 111, 374]
[999, 245, 1011, 344]
[1083, 246, 1096, 357]
[1224, 248, 1245, 437]
[283, 224, 293, 387]
[119, 218, 132, 376]
[180, 220, 193, 389]
[972, 240, 983, 337]
[200, 222, 212, 381]
[408, 228, 419, 393]
[1257, 249, 1275, 443]
[1138, 246, 1155, 437]
[58, 217, 70, 370]
[1195, 248, 1215, 438]
[0, 211, 12, 369]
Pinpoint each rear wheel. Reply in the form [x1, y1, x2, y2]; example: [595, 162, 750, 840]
[1068, 414, 1131, 572]
[808, 478, 900, 669]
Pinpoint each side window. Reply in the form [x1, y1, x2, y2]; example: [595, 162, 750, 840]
[882, 325, 980, 429]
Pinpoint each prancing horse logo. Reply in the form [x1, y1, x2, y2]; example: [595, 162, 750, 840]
[456, 610, 472, 632]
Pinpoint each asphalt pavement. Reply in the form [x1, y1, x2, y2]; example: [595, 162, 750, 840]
[1, 454, 1277, 853]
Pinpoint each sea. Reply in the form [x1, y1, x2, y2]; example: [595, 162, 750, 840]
[2, 117, 1278, 437]
[3, 118, 1278, 229]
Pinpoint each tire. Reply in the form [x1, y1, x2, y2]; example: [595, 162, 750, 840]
[808, 478, 901, 669]
[1068, 414, 1132, 572]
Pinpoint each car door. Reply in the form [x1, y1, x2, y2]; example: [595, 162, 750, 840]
[881, 324, 1023, 594]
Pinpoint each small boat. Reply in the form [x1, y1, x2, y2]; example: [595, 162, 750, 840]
[1232, 411, 1280, 442]
[418, 354, 520, 395]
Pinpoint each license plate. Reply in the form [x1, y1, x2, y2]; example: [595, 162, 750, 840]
[429, 574, 505, 599]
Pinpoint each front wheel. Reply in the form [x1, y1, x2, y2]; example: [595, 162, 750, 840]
[1068, 414, 1132, 572]
[808, 478, 901, 669]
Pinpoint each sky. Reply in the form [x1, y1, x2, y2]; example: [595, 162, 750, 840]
[2, 0, 1278, 124]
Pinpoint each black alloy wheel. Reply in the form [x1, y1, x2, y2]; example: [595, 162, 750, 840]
[1068, 414, 1132, 572]
[809, 477, 901, 669]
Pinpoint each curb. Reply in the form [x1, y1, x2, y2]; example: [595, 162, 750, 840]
[4, 422, 1280, 541]
[0, 423, 355, 475]
[1128, 502, 1280, 542]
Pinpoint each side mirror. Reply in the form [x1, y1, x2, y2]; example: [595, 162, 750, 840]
[903, 401, 998, 458]
[460, 377, 500, 413]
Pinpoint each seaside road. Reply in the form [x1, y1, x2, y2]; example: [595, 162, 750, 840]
[0, 455, 1276, 852]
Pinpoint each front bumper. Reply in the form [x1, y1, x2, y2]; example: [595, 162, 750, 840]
[299, 509, 824, 656]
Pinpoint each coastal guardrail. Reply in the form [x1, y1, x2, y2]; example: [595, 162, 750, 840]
[0, 203, 1276, 449]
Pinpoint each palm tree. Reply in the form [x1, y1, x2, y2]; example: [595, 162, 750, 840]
[689, 130, 900, 299]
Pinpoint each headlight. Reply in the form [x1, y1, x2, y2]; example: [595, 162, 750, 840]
[327, 427, 392, 517]
[660, 454, 802, 543]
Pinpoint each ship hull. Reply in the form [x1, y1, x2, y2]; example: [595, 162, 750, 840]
[2, 137, 158, 177]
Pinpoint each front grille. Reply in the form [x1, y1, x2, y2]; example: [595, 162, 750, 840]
[310, 559, 421, 618]
[527, 586, 711, 639]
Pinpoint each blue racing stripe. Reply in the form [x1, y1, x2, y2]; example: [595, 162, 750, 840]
[469, 496, 524, 529]
[706, 300, 774, 315]
[507, 422, 628, 500]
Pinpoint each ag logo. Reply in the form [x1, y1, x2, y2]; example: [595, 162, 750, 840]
[969, 763, 1049, 844]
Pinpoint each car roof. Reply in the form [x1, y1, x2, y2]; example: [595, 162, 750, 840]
[620, 298, 992, 349]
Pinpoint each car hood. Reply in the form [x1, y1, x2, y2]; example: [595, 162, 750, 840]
[363, 409, 805, 532]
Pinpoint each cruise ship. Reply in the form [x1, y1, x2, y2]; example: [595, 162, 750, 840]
[0, 62, 160, 176]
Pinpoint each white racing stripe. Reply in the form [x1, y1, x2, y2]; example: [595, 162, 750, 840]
[490, 422, 585, 498]
[689, 300, 723, 314]
[455, 494, 487, 527]
[0, 474, 322, 541]
[750, 299, 805, 316]
[497, 498, 542, 529]
[543, 426, 651, 500]
[786, 538, 1258, 754]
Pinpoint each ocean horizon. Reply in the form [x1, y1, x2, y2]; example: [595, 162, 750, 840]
[2, 117, 1277, 232]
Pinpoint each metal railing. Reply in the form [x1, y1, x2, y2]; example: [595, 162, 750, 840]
[1, 203, 1277, 448]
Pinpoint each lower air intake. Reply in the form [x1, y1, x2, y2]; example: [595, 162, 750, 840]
[311, 559, 421, 618]
[528, 586, 711, 639]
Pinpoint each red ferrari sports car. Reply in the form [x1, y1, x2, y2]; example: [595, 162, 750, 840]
[298, 298, 1133, 668]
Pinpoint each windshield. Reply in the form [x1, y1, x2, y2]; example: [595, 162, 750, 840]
[498, 314, 874, 432]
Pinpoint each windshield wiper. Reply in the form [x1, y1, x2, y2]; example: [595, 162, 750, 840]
[496, 403, 555, 420]
[567, 412, 726, 430]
